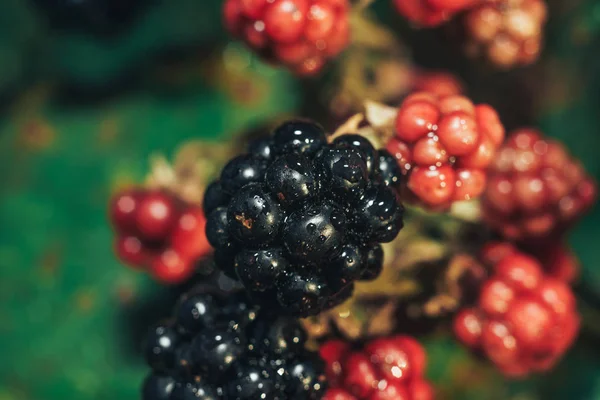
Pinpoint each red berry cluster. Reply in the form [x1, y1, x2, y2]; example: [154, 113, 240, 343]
[393, 0, 476, 27]
[453, 247, 580, 377]
[412, 70, 464, 98]
[482, 241, 579, 284]
[463, 0, 547, 68]
[110, 189, 211, 284]
[386, 91, 505, 209]
[320, 336, 434, 400]
[483, 128, 597, 241]
[223, 0, 350, 76]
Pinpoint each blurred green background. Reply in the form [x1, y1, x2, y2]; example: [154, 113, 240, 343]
[0, 0, 599, 399]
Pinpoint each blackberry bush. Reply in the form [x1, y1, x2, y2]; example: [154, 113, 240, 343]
[386, 91, 505, 209]
[482, 128, 597, 241]
[142, 287, 327, 400]
[205, 120, 405, 317]
[320, 335, 434, 399]
[453, 246, 580, 377]
[223, 0, 350, 76]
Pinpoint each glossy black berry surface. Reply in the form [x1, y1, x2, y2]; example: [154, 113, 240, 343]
[283, 202, 346, 263]
[375, 149, 403, 188]
[333, 134, 379, 175]
[203, 181, 230, 215]
[141, 287, 326, 400]
[248, 138, 273, 161]
[352, 185, 404, 244]
[361, 244, 384, 281]
[235, 248, 289, 291]
[220, 155, 265, 194]
[205, 207, 230, 250]
[227, 184, 282, 246]
[142, 373, 175, 400]
[316, 148, 368, 204]
[144, 322, 180, 372]
[203, 119, 404, 317]
[265, 154, 319, 208]
[272, 120, 327, 157]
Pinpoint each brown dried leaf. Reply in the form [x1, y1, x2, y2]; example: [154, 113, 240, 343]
[364, 100, 398, 129]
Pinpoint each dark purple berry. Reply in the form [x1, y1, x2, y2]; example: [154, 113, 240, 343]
[144, 322, 179, 372]
[326, 244, 365, 289]
[214, 242, 239, 280]
[141, 373, 175, 400]
[171, 381, 219, 400]
[220, 155, 265, 194]
[352, 185, 404, 243]
[175, 293, 217, 334]
[272, 120, 327, 157]
[276, 273, 331, 316]
[227, 183, 282, 246]
[283, 202, 346, 263]
[248, 138, 273, 161]
[226, 363, 284, 400]
[192, 328, 245, 376]
[333, 134, 379, 175]
[265, 154, 319, 208]
[203, 181, 230, 215]
[248, 317, 307, 356]
[235, 248, 289, 291]
[360, 244, 384, 281]
[285, 355, 328, 399]
[316, 147, 368, 203]
[375, 149, 403, 188]
[205, 207, 230, 250]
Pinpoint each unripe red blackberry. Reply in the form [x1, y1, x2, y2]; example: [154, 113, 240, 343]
[463, 0, 547, 68]
[482, 128, 597, 241]
[320, 335, 434, 400]
[223, 0, 350, 76]
[109, 189, 212, 284]
[393, 0, 477, 27]
[453, 246, 580, 377]
[386, 91, 505, 209]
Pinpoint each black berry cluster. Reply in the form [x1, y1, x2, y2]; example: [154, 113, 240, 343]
[142, 287, 327, 400]
[204, 120, 405, 317]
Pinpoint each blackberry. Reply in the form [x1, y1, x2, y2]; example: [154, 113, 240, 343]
[142, 374, 175, 400]
[204, 119, 404, 317]
[265, 154, 319, 208]
[171, 381, 219, 400]
[220, 155, 266, 194]
[141, 287, 327, 400]
[272, 120, 327, 157]
[333, 134, 379, 175]
[375, 150, 403, 188]
[144, 322, 180, 372]
[248, 138, 273, 161]
[227, 184, 283, 246]
[203, 182, 230, 215]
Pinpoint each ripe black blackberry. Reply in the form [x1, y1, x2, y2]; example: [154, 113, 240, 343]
[141, 287, 327, 400]
[205, 120, 404, 317]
